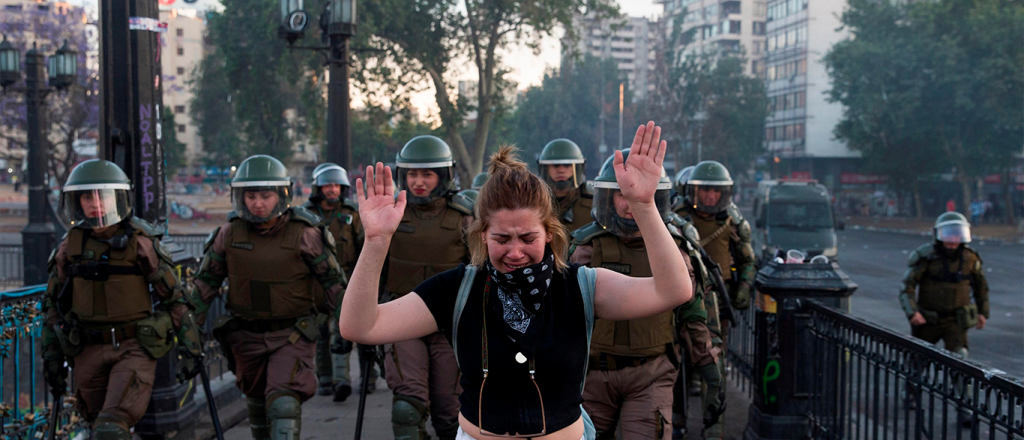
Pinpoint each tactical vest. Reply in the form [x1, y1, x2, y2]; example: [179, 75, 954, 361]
[689, 212, 733, 274]
[557, 187, 594, 233]
[587, 235, 677, 357]
[309, 202, 360, 275]
[917, 250, 976, 313]
[386, 200, 469, 297]
[225, 218, 316, 320]
[65, 224, 152, 324]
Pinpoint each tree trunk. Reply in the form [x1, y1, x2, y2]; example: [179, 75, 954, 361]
[958, 172, 972, 218]
[913, 180, 924, 219]
[1002, 168, 1017, 225]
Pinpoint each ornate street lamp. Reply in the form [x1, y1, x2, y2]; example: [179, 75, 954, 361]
[328, 0, 357, 35]
[279, 0, 308, 44]
[0, 34, 21, 89]
[48, 39, 77, 90]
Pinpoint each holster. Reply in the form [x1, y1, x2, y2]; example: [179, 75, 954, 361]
[55, 321, 84, 358]
[920, 310, 940, 325]
[289, 315, 321, 344]
[136, 311, 175, 359]
[955, 304, 979, 330]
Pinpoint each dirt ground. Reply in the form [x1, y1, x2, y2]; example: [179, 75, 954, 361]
[842, 214, 1023, 242]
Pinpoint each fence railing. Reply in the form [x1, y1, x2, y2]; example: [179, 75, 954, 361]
[726, 300, 757, 398]
[803, 300, 1024, 440]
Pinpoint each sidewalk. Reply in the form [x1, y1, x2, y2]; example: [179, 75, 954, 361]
[843, 215, 1023, 243]
[215, 360, 752, 440]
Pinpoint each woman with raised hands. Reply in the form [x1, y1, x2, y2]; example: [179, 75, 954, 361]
[340, 121, 693, 440]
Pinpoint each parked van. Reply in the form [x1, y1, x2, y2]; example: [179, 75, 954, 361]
[751, 180, 842, 264]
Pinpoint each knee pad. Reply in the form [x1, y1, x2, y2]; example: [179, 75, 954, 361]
[93, 417, 131, 440]
[954, 347, 969, 359]
[267, 392, 302, 440]
[392, 394, 428, 440]
[247, 397, 269, 440]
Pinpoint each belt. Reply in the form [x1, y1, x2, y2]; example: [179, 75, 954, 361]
[233, 317, 299, 334]
[589, 353, 658, 371]
[80, 322, 139, 346]
[923, 309, 957, 319]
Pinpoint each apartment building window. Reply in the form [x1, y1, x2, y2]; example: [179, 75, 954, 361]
[177, 47, 184, 56]
[703, 4, 718, 20]
[176, 29, 184, 37]
[177, 124, 186, 133]
[177, 67, 185, 75]
[796, 91, 805, 107]
[725, 20, 741, 34]
[766, 127, 774, 141]
[798, 59, 806, 73]
[174, 105, 186, 114]
[722, 1, 741, 15]
[753, 21, 766, 36]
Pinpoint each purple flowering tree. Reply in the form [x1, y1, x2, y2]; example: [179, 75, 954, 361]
[0, 4, 99, 187]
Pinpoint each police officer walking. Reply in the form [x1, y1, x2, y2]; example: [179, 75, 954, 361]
[676, 160, 755, 439]
[899, 212, 989, 357]
[42, 160, 202, 440]
[538, 139, 593, 232]
[303, 163, 378, 402]
[569, 150, 721, 440]
[188, 155, 345, 440]
[384, 136, 474, 440]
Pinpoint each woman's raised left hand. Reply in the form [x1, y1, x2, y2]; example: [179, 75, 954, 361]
[614, 121, 667, 204]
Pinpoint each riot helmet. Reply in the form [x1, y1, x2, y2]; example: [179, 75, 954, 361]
[310, 162, 350, 203]
[592, 149, 673, 237]
[934, 211, 971, 245]
[396, 135, 457, 205]
[686, 160, 734, 214]
[538, 139, 586, 192]
[672, 165, 695, 208]
[230, 155, 293, 223]
[58, 159, 133, 229]
[471, 172, 489, 190]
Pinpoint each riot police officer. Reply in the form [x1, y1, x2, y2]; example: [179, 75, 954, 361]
[384, 136, 474, 440]
[188, 155, 345, 440]
[42, 160, 201, 440]
[899, 212, 989, 357]
[303, 163, 378, 402]
[569, 150, 722, 440]
[470, 171, 489, 190]
[538, 138, 593, 232]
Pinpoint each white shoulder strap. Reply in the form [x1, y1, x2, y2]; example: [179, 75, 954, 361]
[576, 266, 597, 392]
[452, 265, 478, 370]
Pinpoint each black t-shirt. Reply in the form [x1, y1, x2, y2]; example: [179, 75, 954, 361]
[415, 263, 590, 435]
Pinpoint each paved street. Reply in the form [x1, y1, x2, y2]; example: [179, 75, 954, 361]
[836, 228, 1024, 378]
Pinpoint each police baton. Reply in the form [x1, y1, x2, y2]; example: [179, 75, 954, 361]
[696, 246, 737, 327]
[196, 353, 226, 440]
[45, 394, 63, 440]
[353, 344, 379, 440]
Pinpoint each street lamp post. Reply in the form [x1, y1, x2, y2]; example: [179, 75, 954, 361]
[278, 0, 356, 169]
[1, 36, 77, 285]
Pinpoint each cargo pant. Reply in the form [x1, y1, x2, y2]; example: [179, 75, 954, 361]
[318, 319, 379, 387]
[227, 327, 318, 401]
[583, 354, 676, 440]
[72, 339, 157, 428]
[912, 317, 969, 351]
[384, 331, 461, 434]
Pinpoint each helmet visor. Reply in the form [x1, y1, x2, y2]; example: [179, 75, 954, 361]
[231, 186, 292, 223]
[59, 188, 132, 229]
[593, 186, 672, 237]
[686, 183, 733, 213]
[397, 167, 451, 204]
[312, 166, 350, 188]
[936, 223, 971, 244]
[540, 163, 586, 192]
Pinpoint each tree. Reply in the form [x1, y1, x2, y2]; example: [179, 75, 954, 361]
[647, 25, 767, 174]
[162, 107, 186, 177]
[826, 0, 1024, 220]
[354, 0, 619, 183]
[0, 5, 99, 187]
[509, 54, 634, 175]
[188, 0, 329, 166]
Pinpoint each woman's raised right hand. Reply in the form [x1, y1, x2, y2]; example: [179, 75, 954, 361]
[356, 162, 407, 241]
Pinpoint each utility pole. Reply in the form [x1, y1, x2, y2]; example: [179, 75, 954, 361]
[327, 32, 352, 169]
[20, 48, 55, 285]
[618, 82, 624, 149]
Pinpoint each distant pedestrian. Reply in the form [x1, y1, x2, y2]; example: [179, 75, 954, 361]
[969, 199, 983, 225]
[946, 199, 956, 212]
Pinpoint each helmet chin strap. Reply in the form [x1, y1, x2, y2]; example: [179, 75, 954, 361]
[612, 214, 640, 235]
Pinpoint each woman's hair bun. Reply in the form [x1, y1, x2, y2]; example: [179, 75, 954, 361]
[487, 145, 528, 177]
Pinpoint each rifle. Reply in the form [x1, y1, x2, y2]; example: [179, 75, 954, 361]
[196, 353, 225, 440]
[353, 344, 380, 440]
[694, 245, 737, 328]
[46, 394, 63, 440]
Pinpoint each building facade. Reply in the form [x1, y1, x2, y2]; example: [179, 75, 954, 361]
[563, 14, 656, 100]
[658, 0, 768, 76]
[159, 7, 207, 168]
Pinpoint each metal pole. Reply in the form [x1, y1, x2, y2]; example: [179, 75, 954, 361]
[21, 47, 55, 285]
[618, 82, 624, 149]
[327, 34, 351, 170]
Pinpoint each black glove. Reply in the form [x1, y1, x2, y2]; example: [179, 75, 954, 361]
[44, 357, 68, 397]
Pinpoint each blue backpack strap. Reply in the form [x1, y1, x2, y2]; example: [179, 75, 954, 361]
[575, 266, 598, 440]
[452, 265, 478, 370]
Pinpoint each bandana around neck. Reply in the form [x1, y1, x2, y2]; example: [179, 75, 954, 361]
[484, 249, 556, 356]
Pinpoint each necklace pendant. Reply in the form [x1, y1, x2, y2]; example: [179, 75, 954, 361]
[515, 352, 527, 364]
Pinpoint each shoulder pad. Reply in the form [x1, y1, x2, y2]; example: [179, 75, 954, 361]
[666, 223, 686, 242]
[580, 182, 595, 198]
[343, 198, 359, 211]
[301, 200, 316, 210]
[448, 193, 475, 217]
[289, 206, 322, 226]
[726, 204, 746, 225]
[319, 224, 337, 251]
[962, 245, 982, 264]
[227, 210, 240, 221]
[908, 243, 935, 266]
[154, 239, 174, 264]
[569, 221, 608, 245]
[129, 216, 164, 238]
[204, 226, 222, 254]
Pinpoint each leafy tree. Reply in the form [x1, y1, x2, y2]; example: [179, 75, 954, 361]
[162, 107, 186, 177]
[354, 0, 619, 182]
[647, 26, 767, 174]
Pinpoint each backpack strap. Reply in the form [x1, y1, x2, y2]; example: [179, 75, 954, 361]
[452, 265, 479, 370]
[575, 266, 597, 393]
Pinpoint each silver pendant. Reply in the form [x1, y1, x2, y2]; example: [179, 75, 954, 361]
[515, 352, 527, 364]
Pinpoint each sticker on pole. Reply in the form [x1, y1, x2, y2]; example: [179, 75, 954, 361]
[129, 17, 168, 33]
